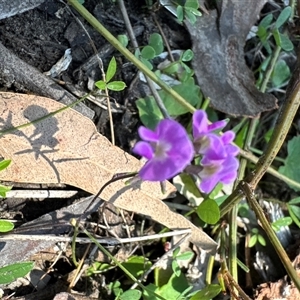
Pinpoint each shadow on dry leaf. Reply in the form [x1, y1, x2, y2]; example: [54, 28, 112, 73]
[0, 92, 217, 255]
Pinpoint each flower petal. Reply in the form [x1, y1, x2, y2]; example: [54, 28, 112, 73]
[138, 126, 158, 142]
[199, 176, 219, 194]
[207, 120, 227, 132]
[139, 157, 183, 181]
[192, 110, 208, 139]
[132, 141, 154, 159]
[221, 131, 235, 144]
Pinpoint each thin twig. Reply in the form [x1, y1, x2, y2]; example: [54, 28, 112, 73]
[117, 0, 170, 119]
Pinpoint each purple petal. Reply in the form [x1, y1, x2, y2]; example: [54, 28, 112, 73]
[199, 176, 219, 194]
[225, 144, 240, 156]
[201, 135, 226, 159]
[218, 157, 239, 183]
[138, 126, 158, 142]
[139, 156, 184, 181]
[221, 131, 235, 144]
[207, 120, 227, 132]
[136, 119, 194, 182]
[157, 119, 194, 162]
[192, 110, 208, 139]
[132, 141, 154, 159]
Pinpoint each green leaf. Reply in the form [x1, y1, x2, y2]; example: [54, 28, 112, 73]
[184, 0, 199, 9]
[184, 6, 202, 16]
[257, 234, 266, 246]
[0, 262, 34, 284]
[106, 56, 117, 83]
[280, 33, 294, 51]
[257, 26, 268, 41]
[175, 251, 194, 261]
[158, 272, 189, 299]
[173, 247, 180, 257]
[259, 13, 273, 28]
[108, 280, 122, 297]
[176, 6, 184, 22]
[279, 136, 300, 191]
[141, 45, 156, 60]
[264, 128, 273, 143]
[117, 35, 129, 48]
[271, 217, 292, 231]
[121, 256, 152, 278]
[172, 260, 181, 277]
[120, 289, 142, 300]
[136, 78, 201, 129]
[161, 62, 180, 75]
[290, 197, 300, 205]
[107, 81, 126, 91]
[141, 57, 153, 70]
[95, 80, 106, 90]
[287, 204, 300, 228]
[158, 78, 201, 115]
[0, 185, 12, 198]
[271, 59, 290, 87]
[136, 96, 163, 129]
[249, 234, 257, 247]
[289, 204, 300, 220]
[0, 159, 11, 171]
[0, 220, 14, 232]
[190, 284, 222, 300]
[197, 199, 220, 224]
[149, 33, 164, 55]
[275, 6, 291, 29]
[272, 28, 281, 47]
[181, 49, 194, 62]
[184, 9, 197, 24]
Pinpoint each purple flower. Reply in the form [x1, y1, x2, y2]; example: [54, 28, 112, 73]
[193, 110, 227, 154]
[133, 119, 194, 181]
[197, 131, 239, 193]
[191, 110, 239, 193]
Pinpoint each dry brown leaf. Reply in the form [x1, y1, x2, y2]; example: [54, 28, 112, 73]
[186, 0, 278, 117]
[0, 92, 217, 253]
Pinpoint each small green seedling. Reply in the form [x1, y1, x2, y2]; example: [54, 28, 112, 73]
[249, 228, 266, 247]
[176, 0, 202, 24]
[160, 49, 194, 82]
[95, 57, 126, 92]
[136, 33, 164, 70]
[271, 216, 293, 231]
[256, 6, 293, 53]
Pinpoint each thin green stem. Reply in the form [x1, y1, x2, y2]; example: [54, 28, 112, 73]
[259, 46, 281, 93]
[0, 94, 90, 136]
[241, 182, 300, 291]
[73, 220, 166, 300]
